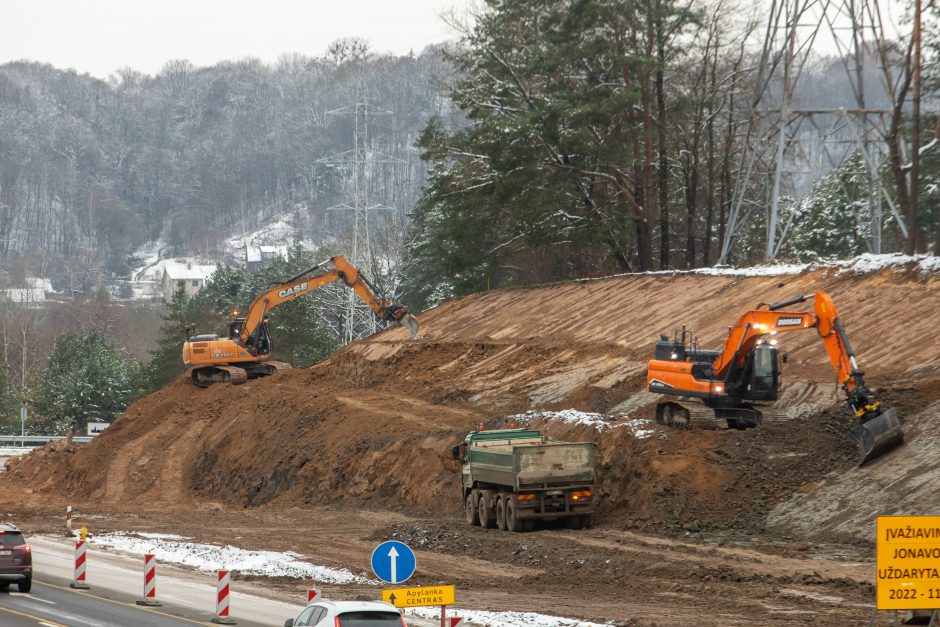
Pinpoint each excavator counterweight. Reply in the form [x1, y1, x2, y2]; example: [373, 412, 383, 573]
[646, 291, 903, 466]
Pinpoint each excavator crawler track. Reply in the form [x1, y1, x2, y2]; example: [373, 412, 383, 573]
[655, 400, 719, 430]
[191, 365, 248, 387]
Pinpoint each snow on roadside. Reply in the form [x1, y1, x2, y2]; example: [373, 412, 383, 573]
[506, 410, 655, 439]
[406, 606, 612, 627]
[93, 533, 376, 585]
[135, 532, 192, 541]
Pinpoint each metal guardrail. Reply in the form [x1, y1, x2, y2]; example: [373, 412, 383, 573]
[0, 435, 94, 446]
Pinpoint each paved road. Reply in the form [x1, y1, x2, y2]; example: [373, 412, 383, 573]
[0, 535, 306, 626]
[0, 580, 212, 626]
[0, 536, 438, 627]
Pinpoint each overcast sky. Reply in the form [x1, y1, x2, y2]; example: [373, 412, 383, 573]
[2, 0, 907, 80]
[2, 0, 471, 79]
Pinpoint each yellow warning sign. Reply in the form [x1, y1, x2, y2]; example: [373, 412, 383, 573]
[877, 516, 940, 610]
[382, 584, 456, 608]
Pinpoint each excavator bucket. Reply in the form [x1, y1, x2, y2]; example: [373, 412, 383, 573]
[849, 407, 903, 466]
[401, 313, 419, 339]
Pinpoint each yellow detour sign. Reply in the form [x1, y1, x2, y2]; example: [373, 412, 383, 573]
[877, 516, 940, 610]
[382, 585, 455, 608]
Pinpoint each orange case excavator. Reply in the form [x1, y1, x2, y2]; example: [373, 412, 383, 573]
[182, 255, 419, 387]
[646, 291, 903, 465]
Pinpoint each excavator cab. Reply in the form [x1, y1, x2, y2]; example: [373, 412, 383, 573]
[743, 342, 780, 401]
[228, 318, 246, 341]
[227, 317, 272, 356]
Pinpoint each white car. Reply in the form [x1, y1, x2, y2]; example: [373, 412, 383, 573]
[284, 600, 406, 627]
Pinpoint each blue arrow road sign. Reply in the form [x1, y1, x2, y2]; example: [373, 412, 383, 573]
[371, 541, 416, 584]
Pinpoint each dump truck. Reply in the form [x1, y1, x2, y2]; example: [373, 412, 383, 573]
[452, 428, 595, 532]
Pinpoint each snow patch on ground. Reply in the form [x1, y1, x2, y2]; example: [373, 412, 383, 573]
[226, 217, 295, 259]
[507, 410, 655, 439]
[693, 263, 810, 277]
[128, 239, 168, 281]
[406, 607, 612, 627]
[577, 252, 940, 282]
[135, 532, 192, 541]
[93, 533, 376, 584]
[621, 418, 656, 439]
[0, 447, 34, 457]
[509, 409, 611, 429]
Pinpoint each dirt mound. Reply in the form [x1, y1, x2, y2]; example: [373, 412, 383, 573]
[8, 264, 940, 542]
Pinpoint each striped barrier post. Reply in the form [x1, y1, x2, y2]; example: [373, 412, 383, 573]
[211, 569, 236, 624]
[69, 540, 90, 589]
[136, 554, 161, 606]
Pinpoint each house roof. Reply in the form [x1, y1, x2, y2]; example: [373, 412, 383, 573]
[25, 277, 52, 291]
[2, 288, 46, 303]
[244, 245, 288, 263]
[162, 260, 217, 281]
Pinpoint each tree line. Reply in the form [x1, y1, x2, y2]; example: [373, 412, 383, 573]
[0, 248, 340, 434]
[0, 40, 456, 291]
[403, 0, 940, 307]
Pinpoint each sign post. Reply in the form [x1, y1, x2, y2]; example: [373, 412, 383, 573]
[876, 516, 940, 618]
[371, 541, 416, 585]
[381, 585, 457, 627]
[19, 406, 26, 446]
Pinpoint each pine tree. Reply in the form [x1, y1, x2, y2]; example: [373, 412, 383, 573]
[29, 331, 135, 433]
[144, 282, 190, 392]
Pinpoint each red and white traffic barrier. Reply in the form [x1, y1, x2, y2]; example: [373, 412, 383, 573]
[69, 540, 90, 589]
[211, 569, 236, 625]
[135, 554, 161, 606]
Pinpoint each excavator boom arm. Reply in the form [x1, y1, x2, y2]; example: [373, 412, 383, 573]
[706, 290, 902, 464]
[239, 268, 343, 344]
[237, 255, 417, 344]
[711, 292, 861, 391]
[711, 310, 816, 379]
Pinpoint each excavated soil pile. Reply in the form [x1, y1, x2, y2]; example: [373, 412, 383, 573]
[8, 261, 940, 541]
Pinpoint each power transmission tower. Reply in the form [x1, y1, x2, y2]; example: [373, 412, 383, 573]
[319, 70, 403, 343]
[718, 0, 908, 264]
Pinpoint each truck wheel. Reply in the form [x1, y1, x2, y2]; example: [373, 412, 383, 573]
[565, 516, 584, 530]
[506, 499, 524, 532]
[580, 515, 593, 529]
[495, 497, 508, 531]
[466, 493, 480, 526]
[479, 494, 496, 529]
[17, 576, 31, 593]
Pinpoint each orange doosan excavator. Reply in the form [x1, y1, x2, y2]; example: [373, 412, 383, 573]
[646, 291, 903, 465]
[182, 255, 419, 387]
